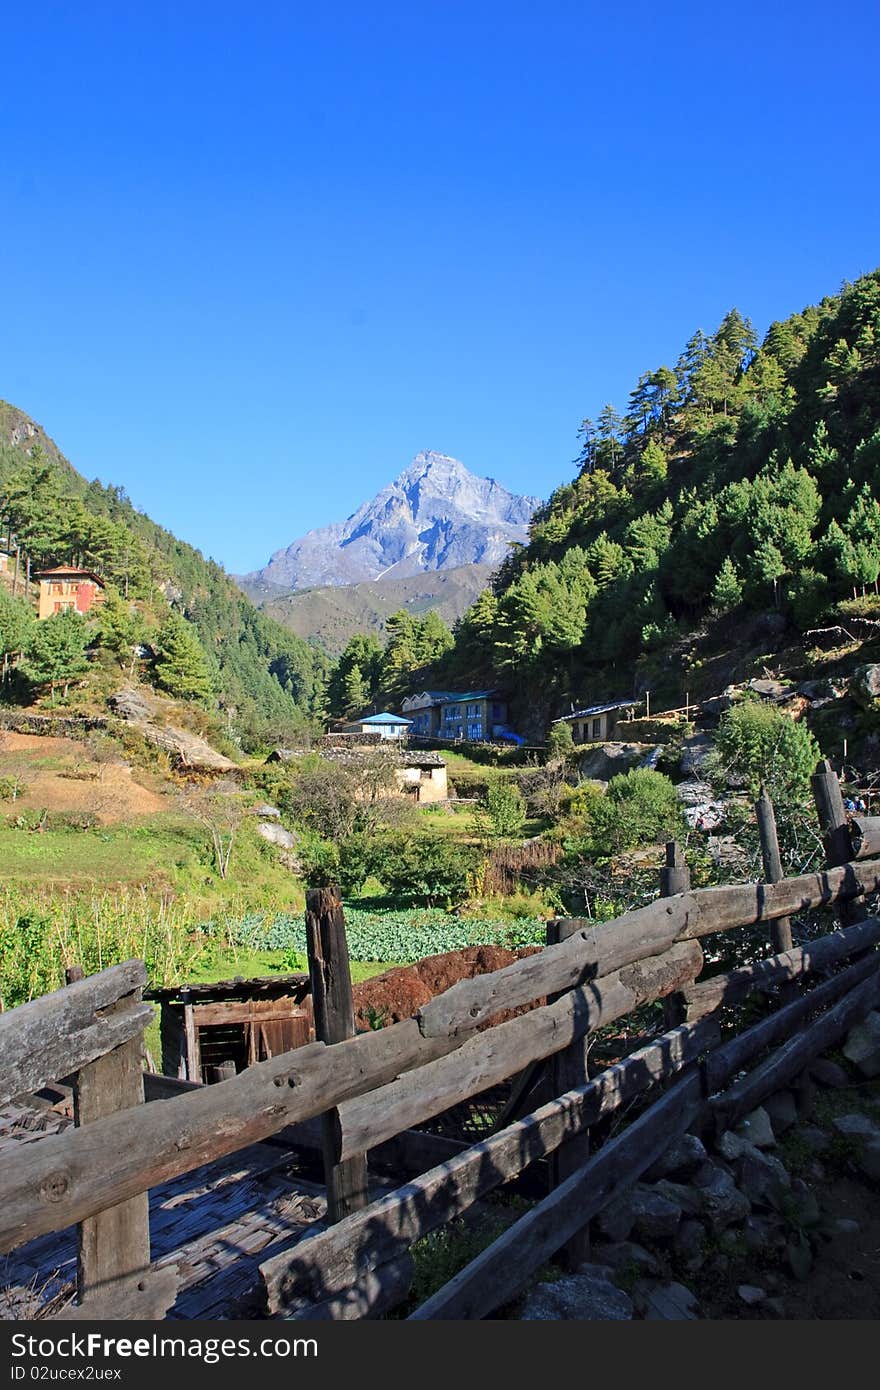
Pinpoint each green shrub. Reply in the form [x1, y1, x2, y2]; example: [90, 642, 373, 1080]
[376, 834, 479, 906]
[483, 782, 527, 838]
[711, 701, 820, 800]
[581, 768, 686, 857]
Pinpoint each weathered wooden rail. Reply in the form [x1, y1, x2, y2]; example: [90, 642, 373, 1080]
[1, 762, 879, 1320]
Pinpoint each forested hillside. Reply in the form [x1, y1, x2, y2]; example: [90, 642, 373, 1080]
[437, 270, 880, 730]
[0, 402, 329, 748]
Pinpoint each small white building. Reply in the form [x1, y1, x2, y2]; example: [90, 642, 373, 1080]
[346, 712, 412, 741]
[552, 699, 639, 744]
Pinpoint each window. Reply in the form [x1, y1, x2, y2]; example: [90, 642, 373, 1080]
[591, 718, 602, 739]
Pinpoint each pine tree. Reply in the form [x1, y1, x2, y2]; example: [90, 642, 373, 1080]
[712, 557, 743, 612]
[23, 609, 90, 702]
[153, 609, 214, 703]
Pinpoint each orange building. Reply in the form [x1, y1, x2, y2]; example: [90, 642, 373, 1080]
[36, 567, 107, 620]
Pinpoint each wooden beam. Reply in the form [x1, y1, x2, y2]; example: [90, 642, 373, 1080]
[0, 961, 150, 1106]
[305, 887, 369, 1223]
[259, 1018, 719, 1314]
[545, 917, 591, 1267]
[812, 759, 865, 924]
[333, 942, 703, 1162]
[756, 787, 793, 953]
[51, 1265, 179, 1322]
[408, 1070, 705, 1320]
[849, 817, 880, 861]
[683, 916, 880, 1020]
[415, 858, 880, 1038]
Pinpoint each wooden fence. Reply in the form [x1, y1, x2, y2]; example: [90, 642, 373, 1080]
[2, 760, 880, 1319]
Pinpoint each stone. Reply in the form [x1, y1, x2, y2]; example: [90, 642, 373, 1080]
[630, 1186, 682, 1242]
[797, 1125, 831, 1154]
[856, 1137, 880, 1181]
[521, 1265, 633, 1320]
[634, 1281, 701, 1320]
[679, 734, 714, 777]
[849, 664, 880, 710]
[652, 1179, 702, 1217]
[733, 1106, 776, 1149]
[252, 803, 281, 819]
[788, 1179, 820, 1228]
[591, 1242, 661, 1278]
[676, 780, 726, 833]
[596, 1192, 635, 1243]
[743, 1213, 786, 1254]
[798, 678, 843, 705]
[738, 1284, 766, 1306]
[832, 1112, 880, 1140]
[842, 1012, 880, 1078]
[809, 1058, 851, 1089]
[830, 1218, 860, 1237]
[763, 1090, 798, 1134]
[256, 822, 298, 851]
[645, 1132, 707, 1182]
[693, 1160, 752, 1233]
[577, 743, 644, 782]
[735, 1144, 791, 1206]
[673, 1219, 706, 1264]
[717, 1130, 749, 1162]
[786, 1235, 813, 1281]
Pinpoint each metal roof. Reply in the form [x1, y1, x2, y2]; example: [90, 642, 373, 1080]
[358, 712, 412, 725]
[553, 699, 639, 722]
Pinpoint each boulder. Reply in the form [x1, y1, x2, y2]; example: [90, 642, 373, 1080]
[256, 822, 297, 851]
[576, 742, 645, 782]
[592, 1242, 661, 1278]
[809, 1057, 851, 1089]
[842, 1011, 880, 1078]
[797, 1125, 831, 1154]
[849, 664, 880, 710]
[735, 1144, 791, 1206]
[798, 678, 844, 707]
[673, 1218, 706, 1266]
[738, 1284, 766, 1307]
[693, 1160, 751, 1233]
[733, 1106, 776, 1149]
[596, 1192, 635, 1243]
[763, 1090, 798, 1134]
[252, 803, 281, 820]
[521, 1264, 633, 1320]
[716, 1130, 749, 1162]
[676, 779, 726, 832]
[630, 1186, 682, 1242]
[700, 694, 733, 721]
[651, 1180, 702, 1217]
[831, 1112, 878, 1140]
[645, 1133, 707, 1182]
[679, 735, 714, 777]
[634, 1281, 701, 1320]
[747, 678, 795, 702]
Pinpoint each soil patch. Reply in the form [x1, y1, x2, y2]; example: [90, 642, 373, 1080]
[353, 944, 541, 1029]
[0, 732, 166, 823]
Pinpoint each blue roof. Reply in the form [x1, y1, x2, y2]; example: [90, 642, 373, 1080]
[440, 691, 499, 705]
[359, 712, 412, 726]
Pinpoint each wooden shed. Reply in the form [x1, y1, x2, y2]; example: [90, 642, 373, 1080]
[147, 975, 313, 1084]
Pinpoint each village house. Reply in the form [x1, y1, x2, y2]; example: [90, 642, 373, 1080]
[35, 566, 106, 620]
[402, 690, 514, 743]
[395, 751, 448, 803]
[344, 711, 412, 741]
[552, 699, 639, 744]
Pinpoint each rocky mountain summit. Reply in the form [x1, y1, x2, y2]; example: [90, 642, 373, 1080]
[242, 451, 540, 594]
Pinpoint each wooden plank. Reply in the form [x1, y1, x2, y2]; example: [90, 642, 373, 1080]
[51, 1265, 179, 1321]
[711, 963, 880, 1122]
[415, 858, 880, 1038]
[259, 1017, 718, 1314]
[0, 962, 149, 1106]
[0, 1014, 461, 1252]
[184, 1000, 308, 1028]
[183, 998, 200, 1083]
[73, 1019, 151, 1308]
[812, 759, 865, 924]
[408, 1069, 705, 1320]
[305, 886, 369, 1224]
[703, 952, 880, 1095]
[285, 1255, 414, 1321]
[660, 842, 691, 1029]
[683, 916, 880, 1020]
[756, 787, 793, 953]
[333, 941, 703, 1162]
[546, 917, 590, 1268]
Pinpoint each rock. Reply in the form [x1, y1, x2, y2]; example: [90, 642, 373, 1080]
[596, 1193, 635, 1243]
[743, 1213, 785, 1254]
[832, 1112, 880, 1140]
[747, 678, 795, 702]
[673, 1219, 706, 1264]
[700, 694, 733, 721]
[842, 1011, 880, 1078]
[521, 1265, 633, 1320]
[809, 1058, 851, 1089]
[786, 1234, 813, 1281]
[577, 743, 645, 782]
[763, 1090, 798, 1134]
[849, 664, 880, 709]
[252, 803, 281, 819]
[676, 779, 726, 832]
[592, 1242, 661, 1278]
[679, 735, 714, 777]
[798, 678, 844, 705]
[645, 1132, 707, 1182]
[717, 1130, 749, 1162]
[256, 822, 298, 851]
[630, 1186, 682, 1242]
[733, 1106, 776, 1149]
[856, 1138, 880, 1181]
[830, 1218, 860, 1236]
[652, 1180, 702, 1217]
[738, 1284, 766, 1306]
[634, 1281, 701, 1320]
[788, 1179, 820, 1228]
[735, 1144, 791, 1207]
[693, 1160, 752, 1232]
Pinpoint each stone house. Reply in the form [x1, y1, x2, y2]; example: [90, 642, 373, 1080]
[552, 699, 639, 744]
[402, 690, 511, 743]
[36, 567, 106, 620]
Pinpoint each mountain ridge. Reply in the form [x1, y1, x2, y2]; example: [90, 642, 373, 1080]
[241, 450, 540, 593]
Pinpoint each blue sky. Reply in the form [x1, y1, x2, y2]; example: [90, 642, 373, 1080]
[2, 2, 878, 573]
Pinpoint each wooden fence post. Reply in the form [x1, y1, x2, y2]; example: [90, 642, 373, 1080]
[755, 787, 793, 953]
[72, 983, 151, 1306]
[546, 917, 591, 1269]
[660, 842, 691, 1027]
[811, 758, 866, 924]
[305, 886, 369, 1223]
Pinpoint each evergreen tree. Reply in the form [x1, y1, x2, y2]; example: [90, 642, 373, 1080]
[153, 609, 214, 702]
[712, 557, 743, 612]
[23, 609, 90, 701]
